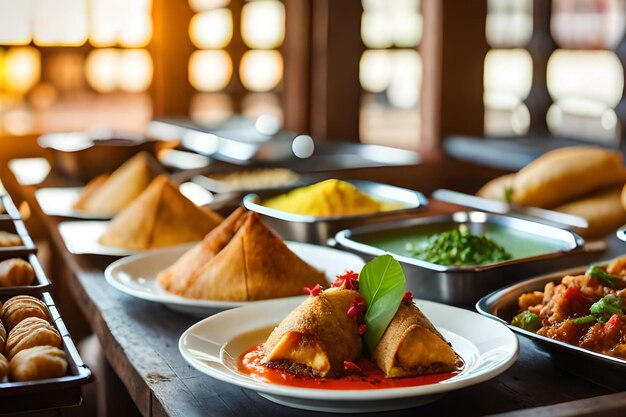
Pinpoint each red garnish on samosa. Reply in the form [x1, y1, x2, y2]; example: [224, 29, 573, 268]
[333, 270, 359, 291]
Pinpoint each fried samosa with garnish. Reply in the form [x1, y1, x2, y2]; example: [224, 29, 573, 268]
[73, 151, 163, 215]
[372, 302, 459, 378]
[263, 287, 363, 377]
[99, 175, 223, 250]
[157, 208, 326, 301]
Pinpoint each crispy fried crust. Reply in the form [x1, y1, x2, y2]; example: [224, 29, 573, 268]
[513, 147, 625, 208]
[99, 175, 223, 249]
[263, 288, 362, 377]
[555, 186, 626, 238]
[372, 303, 458, 378]
[73, 152, 163, 215]
[158, 210, 326, 301]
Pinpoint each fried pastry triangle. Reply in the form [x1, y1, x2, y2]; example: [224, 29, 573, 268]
[99, 175, 223, 249]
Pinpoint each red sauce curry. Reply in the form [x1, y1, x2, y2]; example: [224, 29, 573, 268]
[238, 344, 462, 390]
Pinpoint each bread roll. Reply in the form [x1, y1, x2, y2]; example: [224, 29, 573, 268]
[5, 317, 62, 360]
[0, 353, 8, 381]
[0, 258, 35, 287]
[1, 295, 50, 331]
[513, 147, 625, 208]
[0, 231, 22, 247]
[555, 186, 626, 238]
[9, 345, 67, 381]
[0, 320, 5, 353]
[476, 173, 516, 202]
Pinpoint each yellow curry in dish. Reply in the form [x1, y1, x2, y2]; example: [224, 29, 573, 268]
[262, 179, 403, 217]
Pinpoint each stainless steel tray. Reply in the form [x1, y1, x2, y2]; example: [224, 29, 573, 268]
[243, 180, 428, 244]
[334, 211, 590, 307]
[0, 194, 21, 220]
[476, 261, 626, 388]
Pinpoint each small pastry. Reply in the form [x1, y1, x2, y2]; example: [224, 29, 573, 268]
[5, 317, 62, 360]
[0, 319, 5, 352]
[0, 231, 22, 247]
[1, 295, 50, 331]
[0, 258, 35, 287]
[0, 353, 8, 381]
[9, 345, 67, 382]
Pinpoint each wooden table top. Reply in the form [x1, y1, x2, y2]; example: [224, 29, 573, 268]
[3, 156, 626, 417]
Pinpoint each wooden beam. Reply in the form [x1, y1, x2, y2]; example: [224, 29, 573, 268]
[283, 0, 312, 133]
[309, 0, 363, 141]
[420, 0, 443, 157]
[150, 0, 195, 117]
[439, 0, 488, 141]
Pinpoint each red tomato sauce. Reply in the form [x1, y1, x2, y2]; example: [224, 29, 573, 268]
[238, 344, 462, 390]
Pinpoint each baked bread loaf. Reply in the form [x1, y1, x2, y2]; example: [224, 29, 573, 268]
[1, 295, 50, 331]
[0, 231, 22, 247]
[9, 345, 67, 382]
[5, 317, 62, 360]
[476, 173, 516, 202]
[0, 258, 35, 287]
[0, 353, 8, 381]
[513, 147, 625, 208]
[0, 319, 5, 352]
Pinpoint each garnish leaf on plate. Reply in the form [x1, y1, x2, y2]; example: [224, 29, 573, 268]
[359, 254, 406, 353]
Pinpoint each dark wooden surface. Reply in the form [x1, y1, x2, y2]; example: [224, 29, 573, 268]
[3, 157, 626, 417]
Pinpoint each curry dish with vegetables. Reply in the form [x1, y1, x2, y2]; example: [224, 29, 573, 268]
[512, 257, 626, 359]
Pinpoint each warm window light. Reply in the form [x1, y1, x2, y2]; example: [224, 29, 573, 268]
[484, 49, 532, 108]
[241, 0, 285, 49]
[33, 0, 88, 46]
[189, 0, 230, 12]
[190, 93, 234, 124]
[393, 12, 422, 47]
[3, 107, 34, 136]
[239, 50, 283, 92]
[189, 50, 233, 92]
[190, 9, 233, 49]
[359, 50, 392, 93]
[547, 50, 623, 107]
[86, 49, 119, 93]
[361, 11, 393, 49]
[241, 93, 283, 122]
[5, 47, 41, 94]
[387, 50, 421, 108]
[0, 0, 31, 45]
[119, 49, 153, 92]
[91, 0, 152, 47]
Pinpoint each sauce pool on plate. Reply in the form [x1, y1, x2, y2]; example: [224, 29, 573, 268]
[238, 344, 463, 390]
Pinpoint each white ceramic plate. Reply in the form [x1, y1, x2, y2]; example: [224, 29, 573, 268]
[105, 242, 365, 316]
[58, 221, 151, 256]
[35, 187, 113, 219]
[179, 297, 519, 413]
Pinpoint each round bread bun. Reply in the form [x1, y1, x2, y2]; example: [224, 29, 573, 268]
[513, 147, 625, 208]
[555, 186, 626, 238]
[476, 173, 516, 202]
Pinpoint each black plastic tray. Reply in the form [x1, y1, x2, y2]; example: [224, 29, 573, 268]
[0, 252, 51, 295]
[0, 292, 93, 414]
[0, 219, 36, 254]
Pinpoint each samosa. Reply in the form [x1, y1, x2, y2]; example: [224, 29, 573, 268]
[372, 302, 459, 378]
[99, 175, 223, 250]
[157, 208, 327, 301]
[73, 152, 162, 215]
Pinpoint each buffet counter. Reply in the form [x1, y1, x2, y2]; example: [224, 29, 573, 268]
[2, 155, 626, 417]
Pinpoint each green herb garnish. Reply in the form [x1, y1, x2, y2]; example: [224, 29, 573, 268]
[586, 265, 620, 288]
[359, 254, 406, 353]
[511, 311, 541, 332]
[572, 315, 596, 325]
[589, 295, 624, 323]
[405, 228, 512, 266]
[504, 185, 514, 203]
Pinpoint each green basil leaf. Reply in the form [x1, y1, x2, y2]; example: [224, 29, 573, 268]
[359, 254, 406, 353]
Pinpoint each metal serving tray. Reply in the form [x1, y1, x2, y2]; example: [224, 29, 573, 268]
[0, 219, 36, 254]
[476, 261, 626, 389]
[0, 253, 51, 295]
[243, 180, 428, 244]
[0, 292, 93, 414]
[334, 211, 589, 307]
